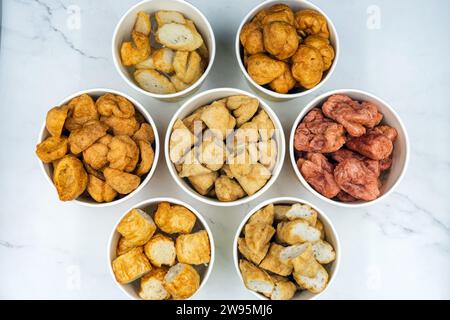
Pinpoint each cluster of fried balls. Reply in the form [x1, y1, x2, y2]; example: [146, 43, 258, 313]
[239, 4, 335, 94]
[35, 93, 156, 203]
[294, 95, 398, 202]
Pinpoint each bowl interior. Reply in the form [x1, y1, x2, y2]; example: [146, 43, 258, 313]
[290, 90, 409, 206]
[113, 0, 215, 97]
[165, 88, 286, 206]
[236, 0, 339, 99]
[38, 89, 159, 207]
[234, 197, 340, 300]
[108, 198, 214, 300]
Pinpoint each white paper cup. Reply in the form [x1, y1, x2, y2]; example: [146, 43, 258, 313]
[233, 197, 340, 300]
[290, 89, 410, 208]
[165, 88, 286, 207]
[235, 0, 340, 101]
[37, 88, 160, 208]
[112, 0, 216, 101]
[107, 197, 215, 300]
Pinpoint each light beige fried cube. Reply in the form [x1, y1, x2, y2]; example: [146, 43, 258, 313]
[154, 202, 196, 234]
[112, 247, 152, 284]
[260, 243, 293, 276]
[139, 267, 171, 300]
[176, 230, 211, 265]
[117, 208, 157, 246]
[163, 263, 200, 300]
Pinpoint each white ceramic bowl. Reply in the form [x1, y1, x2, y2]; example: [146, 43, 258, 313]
[235, 0, 340, 101]
[233, 197, 340, 300]
[37, 88, 160, 208]
[112, 0, 216, 101]
[290, 89, 410, 208]
[165, 88, 286, 207]
[107, 197, 215, 300]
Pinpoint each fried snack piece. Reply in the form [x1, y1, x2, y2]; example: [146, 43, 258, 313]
[133, 123, 155, 144]
[247, 53, 286, 85]
[304, 35, 335, 71]
[36, 136, 68, 163]
[135, 56, 155, 69]
[248, 204, 274, 225]
[121, 30, 151, 67]
[112, 247, 152, 284]
[274, 205, 290, 221]
[215, 175, 246, 202]
[116, 237, 136, 256]
[291, 45, 324, 89]
[334, 158, 380, 201]
[252, 109, 275, 141]
[336, 191, 358, 203]
[198, 139, 226, 171]
[96, 93, 135, 119]
[107, 135, 139, 173]
[104, 168, 141, 195]
[152, 47, 175, 74]
[170, 75, 190, 92]
[322, 95, 383, 137]
[134, 11, 151, 36]
[155, 10, 186, 27]
[87, 175, 117, 203]
[139, 267, 171, 300]
[68, 120, 108, 154]
[285, 203, 318, 225]
[260, 243, 293, 276]
[83, 142, 109, 170]
[238, 238, 269, 265]
[312, 240, 336, 264]
[200, 100, 236, 139]
[240, 21, 265, 55]
[315, 219, 325, 240]
[331, 148, 380, 176]
[53, 155, 88, 201]
[101, 115, 140, 136]
[234, 122, 259, 147]
[260, 4, 295, 26]
[277, 220, 321, 245]
[134, 69, 177, 94]
[370, 125, 398, 142]
[379, 156, 393, 172]
[163, 263, 200, 300]
[183, 105, 208, 133]
[298, 153, 341, 199]
[144, 234, 176, 267]
[258, 139, 277, 171]
[173, 50, 204, 85]
[245, 222, 275, 253]
[178, 147, 212, 178]
[117, 208, 157, 246]
[156, 22, 203, 51]
[239, 259, 274, 297]
[270, 64, 296, 94]
[346, 133, 393, 160]
[176, 230, 211, 265]
[154, 202, 196, 234]
[65, 94, 99, 131]
[294, 108, 345, 153]
[226, 95, 259, 127]
[270, 275, 297, 300]
[236, 163, 272, 196]
[294, 9, 329, 38]
[135, 140, 154, 176]
[188, 171, 218, 196]
[170, 119, 198, 164]
[46, 105, 70, 137]
[294, 265, 329, 294]
[263, 21, 299, 60]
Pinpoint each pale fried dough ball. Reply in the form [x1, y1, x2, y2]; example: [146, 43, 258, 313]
[294, 9, 330, 38]
[247, 53, 286, 85]
[240, 22, 265, 55]
[291, 45, 324, 89]
[270, 62, 296, 94]
[263, 21, 299, 60]
[304, 35, 335, 71]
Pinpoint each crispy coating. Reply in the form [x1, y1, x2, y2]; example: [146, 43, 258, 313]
[198, 139, 226, 171]
[188, 171, 218, 196]
[120, 30, 151, 67]
[135, 140, 155, 176]
[226, 95, 259, 127]
[239, 259, 274, 297]
[116, 237, 137, 256]
[170, 119, 198, 164]
[331, 148, 380, 176]
[83, 142, 109, 170]
[248, 204, 274, 225]
[245, 222, 275, 253]
[117, 208, 157, 246]
[178, 147, 212, 178]
[96, 93, 135, 119]
[299, 153, 341, 199]
[215, 175, 246, 202]
[270, 64, 296, 94]
[107, 135, 139, 173]
[152, 47, 175, 74]
[260, 243, 293, 276]
[68, 120, 108, 154]
[53, 155, 88, 201]
[263, 21, 299, 60]
[87, 174, 117, 203]
[163, 263, 200, 300]
[369, 125, 398, 142]
[200, 100, 236, 139]
[294, 108, 346, 153]
[112, 247, 152, 284]
[322, 95, 383, 137]
[334, 158, 380, 201]
[238, 238, 269, 265]
[144, 234, 176, 267]
[65, 94, 99, 131]
[247, 53, 286, 85]
[240, 21, 265, 55]
[154, 202, 196, 234]
[46, 105, 70, 137]
[260, 4, 295, 26]
[304, 35, 335, 71]
[36, 136, 68, 163]
[270, 275, 297, 300]
[104, 168, 141, 195]
[294, 9, 329, 38]
[139, 267, 170, 300]
[236, 163, 272, 196]
[346, 132, 393, 160]
[173, 51, 204, 85]
[291, 45, 324, 89]
[176, 230, 211, 265]
[133, 123, 155, 144]
[101, 115, 140, 136]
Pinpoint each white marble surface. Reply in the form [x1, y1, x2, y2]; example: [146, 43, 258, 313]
[0, 0, 449, 300]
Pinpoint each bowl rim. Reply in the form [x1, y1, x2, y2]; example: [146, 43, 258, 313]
[111, 0, 217, 100]
[107, 196, 216, 300]
[234, 0, 340, 100]
[37, 87, 160, 208]
[164, 87, 286, 207]
[289, 88, 411, 208]
[232, 196, 341, 300]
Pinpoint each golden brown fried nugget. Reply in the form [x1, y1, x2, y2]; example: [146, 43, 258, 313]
[269, 63, 296, 94]
[154, 202, 196, 234]
[133, 123, 155, 144]
[104, 168, 141, 195]
[291, 45, 324, 89]
[96, 93, 135, 118]
[163, 263, 200, 300]
[53, 155, 88, 201]
[65, 94, 99, 131]
[107, 135, 139, 173]
[240, 22, 265, 55]
[83, 142, 109, 170]
[176, 230, 211, 265]
[260, 4, 295, 26]
[294, 9, 330, 38]
[68, 120, 108, 154]
[246, 53, 286, 85]
[304, 35, 335, 71]
[112, 247, 152, 284]
[117, 208, 157, 246]
[36, 136, 68, 163]
[101, 115, 140, 136]
[87, 174, 117, 203]
[46, 105, 70, 137]
[135, 140, 155, 176]
[263, 21, 299, 60]
[120, 30, 151, 66]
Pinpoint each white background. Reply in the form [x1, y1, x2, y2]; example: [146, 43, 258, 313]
[0, 0, 449, 299]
